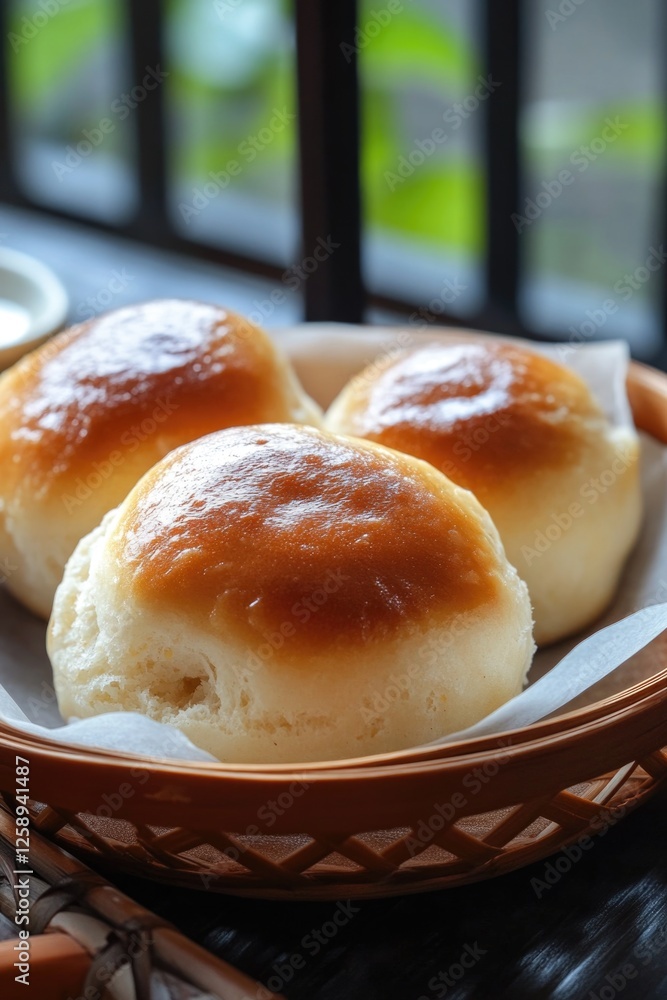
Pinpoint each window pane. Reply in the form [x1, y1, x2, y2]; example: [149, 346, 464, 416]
[520, 0, 666, 359]
[166, 0, 297, 265]
[7, 0, 135, 222]
[360, 0, 484, 314]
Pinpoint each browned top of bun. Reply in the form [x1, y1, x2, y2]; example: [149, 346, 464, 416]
[336, 342, 605, 505]
[111, 424, 501, 656]
[0, 300, 300, 491]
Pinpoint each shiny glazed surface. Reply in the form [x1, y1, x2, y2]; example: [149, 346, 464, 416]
[0, 299, 298, 488]
[113, 424, 502, 655]
[337, 342, 605, 504]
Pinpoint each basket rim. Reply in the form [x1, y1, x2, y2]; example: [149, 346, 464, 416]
[1, 678, 666, 831]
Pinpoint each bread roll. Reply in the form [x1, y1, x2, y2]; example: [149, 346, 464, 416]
[0, 300, 320, 618]
[325, 340, 642, 645]
[48, 423, 534, 763]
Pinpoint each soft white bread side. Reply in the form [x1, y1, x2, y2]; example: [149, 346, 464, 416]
[0, 300, 320, 618]
[48, 423, 534, 764]
[325, 341, 642, 645]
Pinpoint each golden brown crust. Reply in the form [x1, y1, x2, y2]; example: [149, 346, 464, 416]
[111, 424, 502, 656]
[333, 342, 606, 506]
[0, 300, 302, 494]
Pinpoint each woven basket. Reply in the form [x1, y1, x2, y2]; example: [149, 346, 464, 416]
[0, 344, 666, 901]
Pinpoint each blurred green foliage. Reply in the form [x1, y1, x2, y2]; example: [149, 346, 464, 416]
[359, 0, 483, 255]
[6, 0, 666, 292]
[9, 0, 118, 106]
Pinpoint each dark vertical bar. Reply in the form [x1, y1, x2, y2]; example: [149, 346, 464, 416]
[295, 0, 364, 322]
[660, 3, 667, 370]
[483, 0, 522, 331]
[124, 0, 169, 238]
[0, 3, 18, 200]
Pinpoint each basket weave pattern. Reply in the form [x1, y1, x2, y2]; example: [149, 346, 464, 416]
[4, 750, 667, 899]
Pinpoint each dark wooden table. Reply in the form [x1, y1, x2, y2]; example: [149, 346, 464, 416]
[5, 206, 667, 1000]
[113, 782, 667, 1000]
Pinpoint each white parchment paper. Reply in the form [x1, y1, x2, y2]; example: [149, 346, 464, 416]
[0, 327, 665, 762]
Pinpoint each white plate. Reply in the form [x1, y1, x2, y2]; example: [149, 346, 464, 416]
[0, 248, 69, 371]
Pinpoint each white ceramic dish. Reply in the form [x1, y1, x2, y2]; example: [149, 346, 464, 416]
[0, 247, 69, 371]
